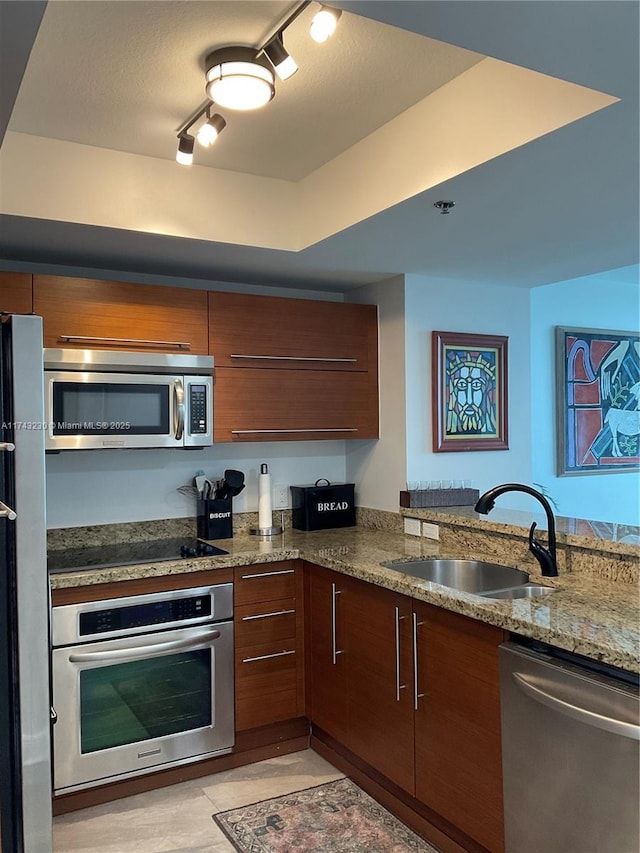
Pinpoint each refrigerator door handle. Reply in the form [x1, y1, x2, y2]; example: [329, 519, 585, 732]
[513, 672, 640, 740]
[0, 500, 17, 521]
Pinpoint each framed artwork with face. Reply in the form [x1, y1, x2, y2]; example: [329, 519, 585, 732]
[432, 331, 509, 452]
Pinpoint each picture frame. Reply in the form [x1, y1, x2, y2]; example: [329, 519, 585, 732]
[556, 327, 640, 475]
[432, 331, 509, 452]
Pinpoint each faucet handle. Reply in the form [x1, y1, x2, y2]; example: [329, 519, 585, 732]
[528, 522, 558, 577]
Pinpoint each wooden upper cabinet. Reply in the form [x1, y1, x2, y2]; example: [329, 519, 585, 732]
[214, 367, 378, 441]
[33, 275, 209, 354]
[208, 291, 377, 371]
[0, 272, 33, 314]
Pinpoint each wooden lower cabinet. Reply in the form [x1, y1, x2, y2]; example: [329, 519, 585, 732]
[306, 563, 505, 853]
[413, 601, 505, 853]
[233, 562, 305, 731]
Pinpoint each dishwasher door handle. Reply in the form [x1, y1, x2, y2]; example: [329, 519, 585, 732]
[513, 672, 640, 740]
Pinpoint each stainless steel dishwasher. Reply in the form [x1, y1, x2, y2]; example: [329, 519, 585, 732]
[500, 641, 639, 853]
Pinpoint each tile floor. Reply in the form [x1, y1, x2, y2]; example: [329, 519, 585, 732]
[53, 749, 345, 853]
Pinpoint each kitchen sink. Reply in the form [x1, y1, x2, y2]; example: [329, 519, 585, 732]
[381, 558, 529, 594]
[479, 583, 557, 600]
[381, 558, 559, 599]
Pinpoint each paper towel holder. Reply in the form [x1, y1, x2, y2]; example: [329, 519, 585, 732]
[250, 463, 284, 536]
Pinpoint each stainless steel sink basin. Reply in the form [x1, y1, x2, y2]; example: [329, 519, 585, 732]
[479, 583, 557, 600]
[382, 559, 529, 594]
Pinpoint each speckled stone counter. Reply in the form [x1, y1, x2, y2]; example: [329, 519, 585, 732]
[49, 524, 640, 673]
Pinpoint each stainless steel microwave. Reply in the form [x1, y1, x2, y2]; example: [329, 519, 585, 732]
[43, 349, 214, 450]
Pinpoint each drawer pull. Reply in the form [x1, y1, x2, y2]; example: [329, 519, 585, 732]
[0, 442, 15, 452]
[231, 428, 358, 435]
[230, 354, 357, 364]
[242, 649, 296, 664]
[0, 501, 17, 521]
[240, 569, 295, 579]
[241, 609, 295, 621]
[59, 335, 191, 349]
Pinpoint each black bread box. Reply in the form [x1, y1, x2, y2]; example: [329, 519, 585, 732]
[291, 480, 356, 531]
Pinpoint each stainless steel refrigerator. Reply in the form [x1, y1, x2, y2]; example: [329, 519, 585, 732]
[0, 315, 52, 852]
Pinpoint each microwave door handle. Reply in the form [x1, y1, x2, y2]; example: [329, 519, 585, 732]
[173, 379, 185, 441]
[68, 630, 222, 664]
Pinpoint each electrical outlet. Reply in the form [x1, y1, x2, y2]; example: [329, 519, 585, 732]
[422, 522, 440, 540]
[404, 517, 421, 537]
[273, 483, 289, 510]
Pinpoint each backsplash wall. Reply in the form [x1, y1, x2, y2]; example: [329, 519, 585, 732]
[45, 441, 347, 528]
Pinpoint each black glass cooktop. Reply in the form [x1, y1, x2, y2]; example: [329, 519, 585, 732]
[48, 538, 229, 574]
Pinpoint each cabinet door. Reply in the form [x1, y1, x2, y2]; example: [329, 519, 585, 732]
[214, 367, 378, 441]
[209, 291, 376, 371]
[413, 601, 505, 853]
[34, 275, 209, 353]
[0, 272, 33, 314]
[346, 578, 415, 794]
[307, 564, 349, 745]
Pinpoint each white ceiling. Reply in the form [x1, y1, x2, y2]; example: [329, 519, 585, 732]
[0, 1, 638, 292]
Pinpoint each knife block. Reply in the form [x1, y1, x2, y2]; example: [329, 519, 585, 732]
[197, 498, 233, 540]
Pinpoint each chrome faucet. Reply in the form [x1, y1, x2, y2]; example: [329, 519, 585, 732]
[474, 483, 558, 577]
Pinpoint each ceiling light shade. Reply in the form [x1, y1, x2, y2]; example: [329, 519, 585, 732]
[205, 47, 275, 111]
[176, 134, 195, 166]
[264, 36, 298, 81]
[196, 112, 227, 147]
[310, 6, 342, 43]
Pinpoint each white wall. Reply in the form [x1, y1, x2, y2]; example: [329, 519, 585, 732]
[345, 276, 406, 512]
[404, 274, 533, 512]
[531, 265, 640, 525]
[46, 441, 346, 528]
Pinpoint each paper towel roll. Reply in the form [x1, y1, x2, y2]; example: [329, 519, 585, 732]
[258, 464, 273, 530]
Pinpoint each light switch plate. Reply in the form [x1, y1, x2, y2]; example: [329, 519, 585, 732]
[273, 483, 289, 509]
[422, 522, 440, 540]
[404, 517, 422, 537]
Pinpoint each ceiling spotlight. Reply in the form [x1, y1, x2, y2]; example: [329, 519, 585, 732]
[310, 6, 342, 43]
[196, 111, 227, 147]
[264, 35, 298, 81]
[434, 200, 456, 214]
[176, 134, 195, 166]
[205, 47, 275, 111]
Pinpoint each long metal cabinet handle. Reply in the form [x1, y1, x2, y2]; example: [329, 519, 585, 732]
[231, 428, 358, 435]
[242, 649, 295, 663]
[230, 354, 357, 363]
[59, 335, 191, 349]
[331, 582, 342, 665]
[0, 442, 15, 452]
[412, 613, 424, 710]
[395, 607, 406, 702]
[0, 501, 17, 521]
[173, 378, 185, 440]
[240, 569, 295, 579]
[241, 609, 295, 621]
[68, 630, 221, 663]
[513, 672, 640, 740]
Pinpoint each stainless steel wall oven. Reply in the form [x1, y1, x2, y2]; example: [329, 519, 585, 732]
[51, 584, 234, 794]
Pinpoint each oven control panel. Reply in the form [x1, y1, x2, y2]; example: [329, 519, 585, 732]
[79, 594, 211, 636]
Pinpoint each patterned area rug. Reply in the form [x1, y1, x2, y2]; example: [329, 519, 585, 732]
[212, 777, 440, 853]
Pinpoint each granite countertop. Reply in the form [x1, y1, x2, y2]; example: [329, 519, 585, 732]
[49, 525, 640, 673]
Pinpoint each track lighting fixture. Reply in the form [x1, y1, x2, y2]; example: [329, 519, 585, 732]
[175, 2, 343, 166]
[263, 35, 298, 81]
[310, 6, 342, 43]
[196, 111, 227, 147]
[175, 134, 194, 166]
[205, 47, 275, 111]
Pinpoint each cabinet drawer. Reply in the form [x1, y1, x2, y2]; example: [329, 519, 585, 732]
[235, 597, 296, 649]
[235, 641, 300, 731]
[34, 275, 209, 354]
[234, 563, 297, 606]
[214, 368, 379, 442]
[209, 291, 376, 371]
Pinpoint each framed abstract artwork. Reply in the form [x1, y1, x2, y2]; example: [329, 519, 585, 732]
[556, 327, 640, 475]
[432, 331, 509, 452]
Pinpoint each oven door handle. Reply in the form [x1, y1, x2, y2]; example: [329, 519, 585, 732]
[68, 630, 221, 663]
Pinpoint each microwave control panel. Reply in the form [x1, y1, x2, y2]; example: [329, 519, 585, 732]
[189, 383, 208, 434]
